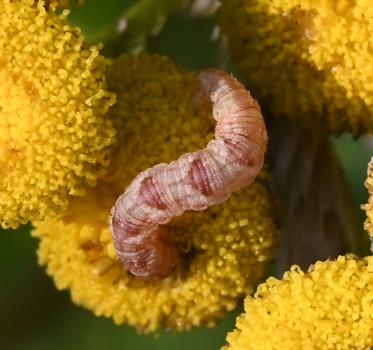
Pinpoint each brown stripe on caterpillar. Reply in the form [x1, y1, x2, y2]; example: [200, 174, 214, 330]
[139, 176, 168, 210]
[225, 141, 255, 167]
[110, 69, 268, 281]
[187, 158, 214, 196]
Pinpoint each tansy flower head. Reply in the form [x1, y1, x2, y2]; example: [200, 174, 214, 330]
[32, 53, 277, 332]
[0, 0, 116, 228]
[219, 0, 373, 134]
[363, 157, 373, 252]
[225, 255, 373, 350]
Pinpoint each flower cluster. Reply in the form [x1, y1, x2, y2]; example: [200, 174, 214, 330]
[219, 0, 373, 134]
[5, 0, 372, 344]
[225, 255, 373, 350]
[0, 0, 116, 228]
[32, 53, 278, 332]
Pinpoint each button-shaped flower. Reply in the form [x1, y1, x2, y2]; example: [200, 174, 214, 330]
[0, 0, 116, 228]
[225, 255, 373, 350]
[32, 53, 277, 332]
[219, 0, 373, 134]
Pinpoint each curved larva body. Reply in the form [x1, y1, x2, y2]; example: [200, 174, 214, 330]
[110, 70, 268, 281]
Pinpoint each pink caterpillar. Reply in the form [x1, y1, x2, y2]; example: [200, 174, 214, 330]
[110, 69, 268, 281]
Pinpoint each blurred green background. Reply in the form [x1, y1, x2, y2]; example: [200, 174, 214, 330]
[0, 1, 372, 349]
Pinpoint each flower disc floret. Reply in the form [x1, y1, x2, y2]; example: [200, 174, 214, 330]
[363, 157, 373, 251]
[32, 53, 277, 332]
[0, 0, 116, 228]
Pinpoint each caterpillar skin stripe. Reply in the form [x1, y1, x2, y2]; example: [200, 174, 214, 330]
[110, 69, 268, 281]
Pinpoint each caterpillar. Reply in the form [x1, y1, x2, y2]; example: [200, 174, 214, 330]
[110, 69, 268, 281]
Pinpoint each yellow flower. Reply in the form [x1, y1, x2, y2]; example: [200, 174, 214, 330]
[32, 53, 277, 332]
[219, 0, 373, 134]
[225, 255, 373, 350]
[363, 157, 373, 251]
[0, 0, 116, 228]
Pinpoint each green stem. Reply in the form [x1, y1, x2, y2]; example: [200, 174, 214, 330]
[88, 0, 189, 49]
